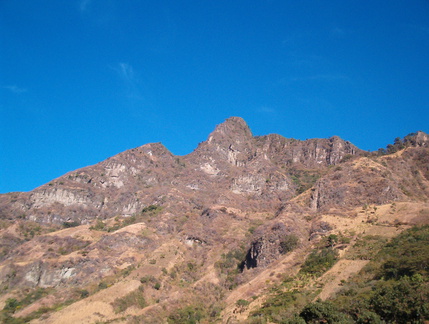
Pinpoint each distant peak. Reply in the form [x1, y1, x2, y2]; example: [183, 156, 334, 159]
[208, 117, 253, 142]
[138, 142, 173, 156]
[224, 116, 248, 125]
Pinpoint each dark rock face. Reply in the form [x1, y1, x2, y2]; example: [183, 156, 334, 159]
[243, 213, 307, 270]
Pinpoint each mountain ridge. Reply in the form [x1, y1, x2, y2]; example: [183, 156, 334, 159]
[1, 117, 428, 225]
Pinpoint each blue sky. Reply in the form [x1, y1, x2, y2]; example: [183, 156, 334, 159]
[1, 1, 429, 193]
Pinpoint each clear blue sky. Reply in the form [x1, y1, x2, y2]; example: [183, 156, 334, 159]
[1, 1, 429, 193]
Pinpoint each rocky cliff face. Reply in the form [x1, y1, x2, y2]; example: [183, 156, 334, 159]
[254, 133, 361, 168]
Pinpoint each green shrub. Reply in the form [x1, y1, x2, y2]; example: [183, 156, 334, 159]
[377, 225, 429, 279]
[98, 281, 108, 290]
[89, 219, 106, 231]
[79, 289, 89, 298]
[140, 275, 156, 284]
[250, 289, 314, 322]
[299, 300, 354, 323]
[167, 305, 205, 324]
[62, 221, 80, 228]
[370, 276, 429, 323]
[236, 299, 250, 307]
[345, 235, 387, 260]
[279, 234, 299, 254]
[142, 205, 162, 214]
[215, 246, 247, 289]
[299, 247, 338, 277]
[3, 298, 19, 313]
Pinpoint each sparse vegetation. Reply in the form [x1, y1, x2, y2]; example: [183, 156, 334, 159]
[215, 246, 247, 289]
[345, 235, 387, 260]
[89, 204, 162, 232]
[289, 169, 322, 194]
[377, 132, 421, 155]
[18, 222, 42, 240]
[140, 275, 157, 284]
[111, 285, 146, 313]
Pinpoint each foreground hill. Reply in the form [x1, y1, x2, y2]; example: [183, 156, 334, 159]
[0, 117, 428, 323]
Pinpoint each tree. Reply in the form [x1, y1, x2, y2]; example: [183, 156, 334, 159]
[299, 300, 353, 324]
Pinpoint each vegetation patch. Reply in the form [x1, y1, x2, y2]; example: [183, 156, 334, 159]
[89, 205, 162, 232]
[111, 285, 146, 313]
[167, 305, 206, 324]
[289, 169, 323, 195]
[299, 247, 338, 277]
[215, 246, 247, 289]
[0, 288, 79, 324]
[250, 288, 316, 323]
[345, 235, 387, 260]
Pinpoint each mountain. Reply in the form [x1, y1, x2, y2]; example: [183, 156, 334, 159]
[0, 117, 428, 323]
[0, 117, 363, 224]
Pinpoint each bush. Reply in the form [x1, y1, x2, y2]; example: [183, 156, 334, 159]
[299, 247, 338, 277]
[140, 275, 156, 284]
[377, 225, 429, 279]
[90, 219, 106, 231]
[279, 234, 299, 254]
[370, 277, 429, 323]
[250, 289, 314, 322]
[3, 298, 19, 313]
[236, 299, 250, 307]
[167, 305, 205, 324]
[79, 289, 89, 298]
[142, 205, 162, 214]
[299, 300, 354, 323]
[98, 281, 108, 290]
[345, 235, 387, 260]
[215, 246, 247, 289]
[62, 221, 80, 228]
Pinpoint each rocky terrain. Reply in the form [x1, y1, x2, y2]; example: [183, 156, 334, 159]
[0, 117, 428, 323]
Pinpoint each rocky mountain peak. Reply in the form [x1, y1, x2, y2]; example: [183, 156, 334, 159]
[188, 117, 255, 167]
[206, 116, 253, 145]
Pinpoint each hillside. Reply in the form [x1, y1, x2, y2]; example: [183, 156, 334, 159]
[0, 117, 428, 323]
